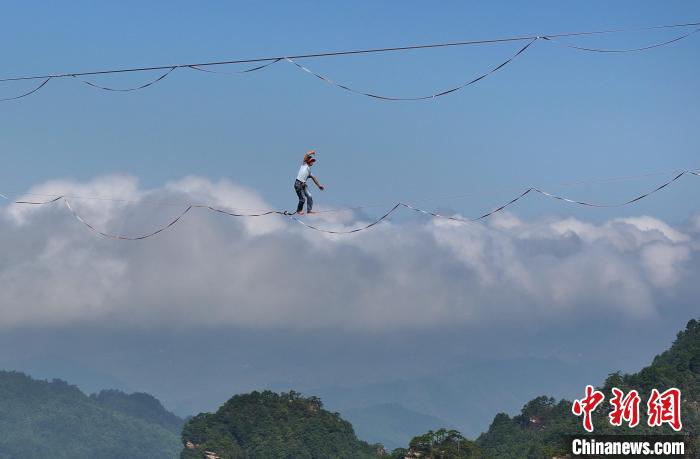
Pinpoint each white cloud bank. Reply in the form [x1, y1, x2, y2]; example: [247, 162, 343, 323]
[0, 175, 697, 331]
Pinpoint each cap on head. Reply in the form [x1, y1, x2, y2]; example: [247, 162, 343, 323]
[303, 150, 317, 164]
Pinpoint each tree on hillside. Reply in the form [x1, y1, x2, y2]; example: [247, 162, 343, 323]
[392, 428, 481, 458]
[180, 390, 378, 459]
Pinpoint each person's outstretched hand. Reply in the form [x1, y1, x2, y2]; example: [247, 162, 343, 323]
[319, 185, 325, 191]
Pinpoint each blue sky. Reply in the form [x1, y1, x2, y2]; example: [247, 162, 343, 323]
[1, 1, 699, 222]
[1, 1, 699, 443]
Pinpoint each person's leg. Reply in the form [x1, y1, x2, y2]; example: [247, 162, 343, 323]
[294, 181, 306, 213]
[304, 185, 313, 212]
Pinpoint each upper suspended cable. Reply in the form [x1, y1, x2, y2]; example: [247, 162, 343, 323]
[0, 77, 51, 101]
[542, 27, 700, 53]
[187, 58, 283, 75]
[2, 20, 699, 83]
[284, 38, 536, 101]
[73, 66, 177, 92]
[0, 20, 697, 102]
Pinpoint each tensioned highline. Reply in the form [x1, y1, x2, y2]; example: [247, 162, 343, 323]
[0, 20, 698, 101]
[2, 170, 698, 239]
[3, 167, 692, 212]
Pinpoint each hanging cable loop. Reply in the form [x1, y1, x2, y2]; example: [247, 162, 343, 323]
[2, 170, 697, 239]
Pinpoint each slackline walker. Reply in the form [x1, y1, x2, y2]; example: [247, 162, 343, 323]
[293, 150, 325, 215]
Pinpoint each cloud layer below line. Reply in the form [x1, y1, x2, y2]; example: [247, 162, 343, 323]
[1, 174, 698, 332]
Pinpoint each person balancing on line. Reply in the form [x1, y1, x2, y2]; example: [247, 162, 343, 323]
[294, 150, 324, 214]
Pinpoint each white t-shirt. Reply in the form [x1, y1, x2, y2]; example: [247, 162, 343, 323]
[296, 164, 312, 183]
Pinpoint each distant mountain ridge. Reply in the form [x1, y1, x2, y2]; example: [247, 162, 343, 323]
[343, 403, 454, 451]
[311, 355, 602, 439]
[0, 371, 182, 459]
[90, 389, 185, 433]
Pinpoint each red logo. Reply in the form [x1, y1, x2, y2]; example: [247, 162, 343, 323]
[609, 388, 641, 428]
[572, 386, 683, 432]
[647, 388, 682, 431]
[572, 385, 605, 432]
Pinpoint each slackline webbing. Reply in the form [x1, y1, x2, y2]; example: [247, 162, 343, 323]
[0, 78, 51, 101]
[1, 21, 698, 102]
[2, 170, 697, 239]
[542, 27, 700, 53]
[284, 39, 536, 101]
[72, 67, 177, 92]
[187, 59, 283, 75]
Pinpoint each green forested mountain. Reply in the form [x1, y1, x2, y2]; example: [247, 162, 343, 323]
[6, 317, 698, 459]
[181, 390, 380, 459]
[0, 371, 182, 459]
[475, 318, 700, 458]
[391, 317, 700, 458]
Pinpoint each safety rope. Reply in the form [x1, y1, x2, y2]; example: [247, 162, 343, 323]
[2, 171, 697, 239]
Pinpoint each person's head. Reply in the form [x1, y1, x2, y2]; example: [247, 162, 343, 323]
[303, 150, 316, 165]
